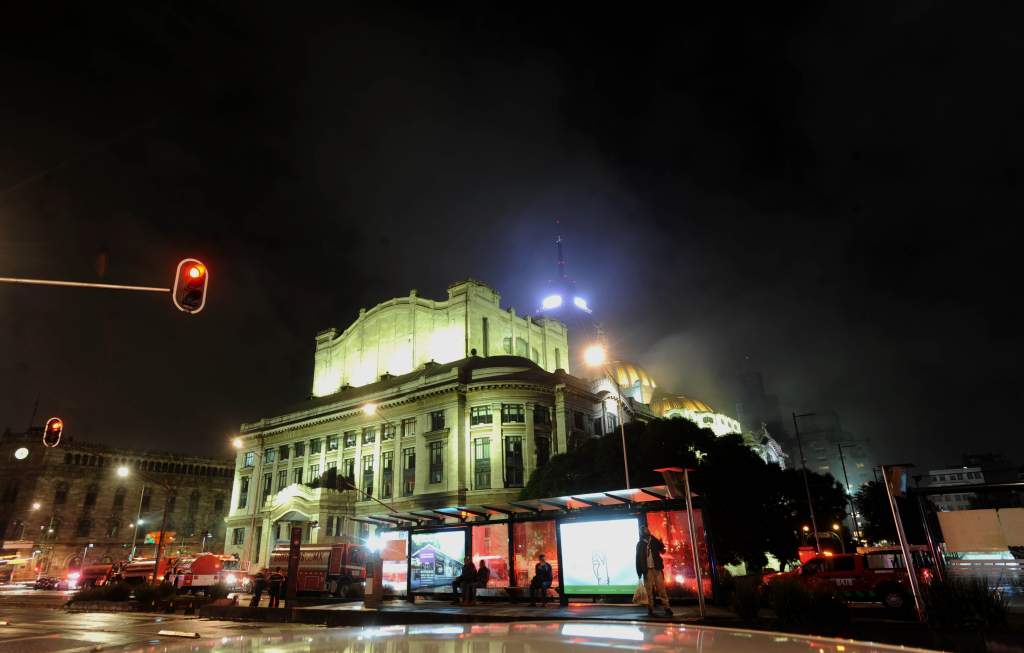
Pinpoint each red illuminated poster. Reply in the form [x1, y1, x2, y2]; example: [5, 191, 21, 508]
[471, 523, 510, 588]
[645, 510, 712, 598]
[512, 520, 559, 588]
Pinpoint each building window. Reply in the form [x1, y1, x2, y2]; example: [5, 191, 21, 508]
[344, 431, 357, 448]
[106, 521, 119, 538]
[474, 438, 491, 489]
[536, 436, 550, 469]
[402, 448, 416, 496]
[109, 486, 125, 511]
[401, 417, 417, 438]
[188, 490, 200, 515]
[232, 528, 246, 546]
[310, 438, 322, 454]
[279, 445, 290, 460]
[343, 458, 355, 484]
[84, 484, 99, 508]
[573, 411, 585, 430]
[238, 477, 250, 509]
[382, 423, 396, 441]
[244, 451, 255, 467]
[471, 406, 492, 426]
[294, 441, 305, 457]
[429, 441, 444, 484]
[362, 455, 375, 498]
[54, 482, 69, 505]
[292, 467, 303, 485]
[502, 404, 525, 423]
[327, 435, 339, 451]
[142, 487, 152, 512]
[76, 518, 92, 538]
[381, 451, 394, 500]
[264, 448, 276, 463]
[606, 413, 618, 432]
[309, 464, 320, 481]
[593, 417, 604, 436]
[362, 427, 376, 445]
[504, 436, 524, 487]
[214, 495, 224, 513]
[534, 405, 551, 426]
[166, 490, 177, 513]
[277, 470, 287, 491]
[263, 473, 273, 496]
[430, 410, 445, 432]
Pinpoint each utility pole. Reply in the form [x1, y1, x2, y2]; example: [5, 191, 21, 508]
[837, 442, 862, 539]
[792, 412, 821, 553]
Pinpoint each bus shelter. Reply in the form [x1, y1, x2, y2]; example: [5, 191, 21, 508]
[351, 485, 713, 603]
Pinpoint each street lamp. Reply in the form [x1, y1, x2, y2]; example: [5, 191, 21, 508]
[31, 502, 41, 511]
[584, 343, 631, 489]
[116, 465, 174, 583]
[837, 441, 863, 540]
[231, 437, 244, 449]
[792, 412, 822, 553]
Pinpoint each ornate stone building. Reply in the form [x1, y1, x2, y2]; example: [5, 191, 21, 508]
[0, 428, 234, 581]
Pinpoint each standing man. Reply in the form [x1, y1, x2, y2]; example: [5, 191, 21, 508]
[249, 569, 267, 608]
[529, 553, 553, 607]
[635, 523, 673, 617]
[267, 567, 285, 608]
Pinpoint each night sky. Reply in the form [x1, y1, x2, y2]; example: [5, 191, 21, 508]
[1, 4, 1021, 468]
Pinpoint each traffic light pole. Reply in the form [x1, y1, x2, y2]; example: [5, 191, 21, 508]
[0, 277, 169, 293]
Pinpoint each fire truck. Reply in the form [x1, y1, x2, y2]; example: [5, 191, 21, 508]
[267, 543, 368, 596]
[169, 554, 237, 593]
[114, 557, 175, 585]
[78, 563, 114, 588]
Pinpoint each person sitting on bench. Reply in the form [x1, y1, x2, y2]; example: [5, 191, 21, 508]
[529, 553, 553, 606]
[451, 556, 477, 605]
[473, 559, 491, 602]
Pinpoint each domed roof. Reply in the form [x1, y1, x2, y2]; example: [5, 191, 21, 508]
[605, 361, 658, 404]
[649, 393, 715, 418]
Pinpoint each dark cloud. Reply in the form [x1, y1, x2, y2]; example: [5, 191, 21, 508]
[1, 3, 1021, 467]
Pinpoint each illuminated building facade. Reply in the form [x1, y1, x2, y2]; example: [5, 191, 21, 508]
[0, 428, 233, 582]
[226, 281, 609, 569]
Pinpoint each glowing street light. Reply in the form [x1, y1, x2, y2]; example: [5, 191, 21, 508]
[116, 465, 130, 478]
[14, 447, 29, 460]
[801, 525, 811, 533]
[583, 344, 607, 367]
[31, 502, 41, 510]
[231, 437, 243, 449]
[362, 403, 378, 417]
[832, 523, 841, 531]
[541, 294, 563, 310]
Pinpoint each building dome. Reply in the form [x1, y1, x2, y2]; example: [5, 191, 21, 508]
[605, 361, 658, 404]
[649, 393, 715, 418]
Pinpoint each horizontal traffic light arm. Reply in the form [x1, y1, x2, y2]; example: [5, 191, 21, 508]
[0, 277, 169, 292]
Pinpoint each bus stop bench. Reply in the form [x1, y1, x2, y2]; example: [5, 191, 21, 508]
[502, 587, 559, 603]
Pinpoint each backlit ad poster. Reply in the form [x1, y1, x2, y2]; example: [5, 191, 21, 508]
[558, 518, 639, 594]
[410, 530, 465, 592]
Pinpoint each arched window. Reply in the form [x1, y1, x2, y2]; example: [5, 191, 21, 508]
[106, 521, 119, 538]
[515, 337, 528, 357]
[54, 482, 69, 505]
[213, 494, 224, 513]
[141, 487, 152, 512]
[76, 518, 92, 537]
[503, 337, 512, 354]
[166, 490, 177, 513]
[112, 487, 126, 510]
[188, 490, 200, 515]
[83, 484, 99, 507]
[73, 454, 81, 465]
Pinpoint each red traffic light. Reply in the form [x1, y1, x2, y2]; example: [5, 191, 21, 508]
[172, 258, 209, 314]
[43, 416, 64, 448]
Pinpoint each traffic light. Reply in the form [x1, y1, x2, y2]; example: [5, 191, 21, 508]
[43, 417, 64, 448]
[172, 258, 209, 314]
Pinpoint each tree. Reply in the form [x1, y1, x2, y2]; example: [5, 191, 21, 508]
[522, 417, 849, 573]
[854, 480, 925, 545]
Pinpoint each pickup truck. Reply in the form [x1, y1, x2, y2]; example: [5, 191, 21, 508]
[765, 548, 935, 611]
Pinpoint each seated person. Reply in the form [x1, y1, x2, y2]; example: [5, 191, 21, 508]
[451, 557, 477, 604]
[529, 553, 553, 606]
[474, 560, 491, 600]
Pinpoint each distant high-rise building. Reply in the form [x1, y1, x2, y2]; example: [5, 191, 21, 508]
[735, 371, 786, 439]
[922, 466, 985, 511]
[791, 411, 874, 492]
[535, 236, 601, 372]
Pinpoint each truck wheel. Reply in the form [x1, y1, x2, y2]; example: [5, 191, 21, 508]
[880, 586, 909, 611]
[328, 580, 340, 597]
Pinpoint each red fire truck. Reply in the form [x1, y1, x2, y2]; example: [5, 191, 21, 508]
[267, 543, 368, 596]
[170, 554, 236, 593]
[115, 557, 175, 585]
[78, 563, 114, 588]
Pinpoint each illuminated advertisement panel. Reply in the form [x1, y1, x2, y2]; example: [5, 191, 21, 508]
[513, 520, 559, 588]
[645, 509, 712, 598]
[410, 530, 466, 592]
[558, 517, 639, 594]
[471, 523, 510, 588]
[379, 530, 409, 595]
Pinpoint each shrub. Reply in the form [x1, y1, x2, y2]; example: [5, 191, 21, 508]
[70, 586, 107, 603]
[70, 583, 132, 603]
[730, 580, 761, 621]
[102, 583, 132, 601]
[133, 582, 177, 606]
[766, 579, 849, 634]
[923, 577, 1007, 630]
[766, 578, 813, 628]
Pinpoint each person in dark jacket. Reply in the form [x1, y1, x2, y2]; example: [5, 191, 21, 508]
[635, 524, 672, 616]
[267, 567, 285, 608]
[451, 556, 477, 605]
[529, 553, 553, 606]
[249, 570, 267, 608]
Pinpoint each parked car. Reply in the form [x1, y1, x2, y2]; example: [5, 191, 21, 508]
[33, 576, 59, 590]
[765, 547, 935, 611]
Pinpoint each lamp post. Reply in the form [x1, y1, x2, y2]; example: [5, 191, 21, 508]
[792, 412, 821, 553]
[117, 465, 174, 584]
[584, 344, 631, 489]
